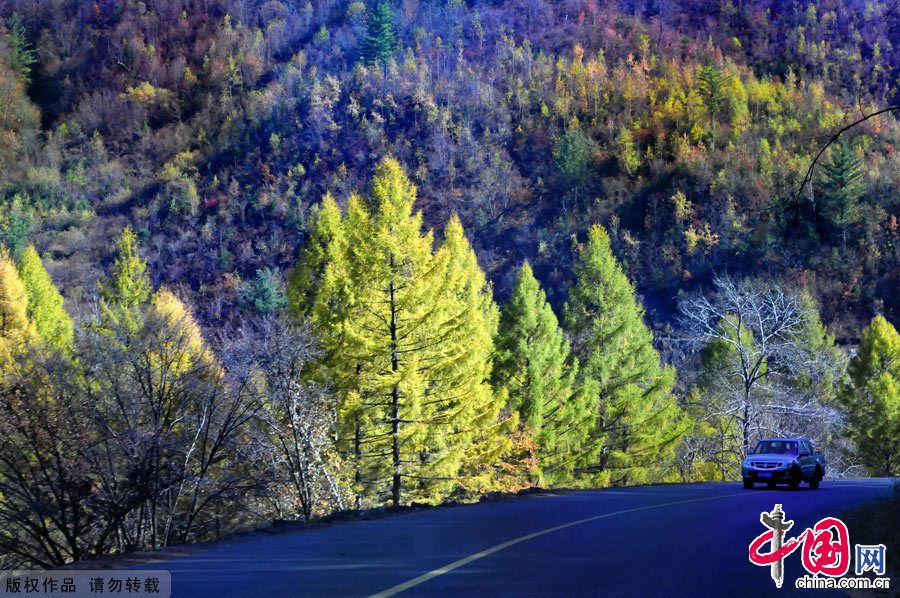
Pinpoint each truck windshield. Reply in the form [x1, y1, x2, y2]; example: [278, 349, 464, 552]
[754, 440, 798, 455]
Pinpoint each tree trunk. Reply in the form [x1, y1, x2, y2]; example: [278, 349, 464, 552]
[391, 385, 401, 507]
[354, 417, 362, 510]
[389, 260, 401, 508]
[742, 386, 751, 454]
[354, 361, 363, 510]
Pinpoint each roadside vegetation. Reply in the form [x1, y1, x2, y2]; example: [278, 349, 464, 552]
[841, 480, 900, 590]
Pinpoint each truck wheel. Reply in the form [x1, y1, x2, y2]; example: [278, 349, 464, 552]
[809, 468, 821, 489]
[743, 479, 754, 489]
[788, 466, 801, 489]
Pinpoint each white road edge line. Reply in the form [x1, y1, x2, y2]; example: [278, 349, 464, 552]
[369, 490, 775, 597]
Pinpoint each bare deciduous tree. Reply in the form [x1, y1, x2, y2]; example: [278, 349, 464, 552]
[0, 305, 268, 568]
[680, 277, 804, 449]
[678, 276, 848, 477]
[0, 308, 352, 569]
[228, 318, 345, 522]
[0, 349, 100, 568]
[78, 305, 263, 551]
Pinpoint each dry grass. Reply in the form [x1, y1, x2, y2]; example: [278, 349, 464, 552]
[841, 480, 900, 596]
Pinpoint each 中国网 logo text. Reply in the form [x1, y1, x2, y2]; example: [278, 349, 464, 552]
[748, 504, 890, 590]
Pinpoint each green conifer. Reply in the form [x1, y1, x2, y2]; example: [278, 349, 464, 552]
[437, 216, 511, 495]
[17, 245, 73, 349]
[697, 63, 726, 150]
[363, 2, 397, 67]
[6, 14, 36, 83]
[98, 226, 152, 331]
[839, 316, 899, 476]
[293, 158, 506, 506]
[614, 126, 640, 176]
[819, 140, 864, 246]
[493, 262, 591, 485]
[0, 248, 34, 371]
[242, 268, 286, 315]
[564, 225, 682, 485]
[286, 194, 345, 319]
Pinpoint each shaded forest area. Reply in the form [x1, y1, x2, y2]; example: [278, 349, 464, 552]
[0, 0, 898, 571]
[0, 0, 897, 332]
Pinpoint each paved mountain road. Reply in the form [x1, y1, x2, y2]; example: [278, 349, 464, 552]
[135, 480, 895, 597]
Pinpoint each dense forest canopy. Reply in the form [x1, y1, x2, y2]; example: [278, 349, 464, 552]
[0, 0, 898, 569]
[0, 0, 896, 334]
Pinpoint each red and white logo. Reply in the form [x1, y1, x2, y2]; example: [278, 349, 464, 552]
[748, 504, 850, 588]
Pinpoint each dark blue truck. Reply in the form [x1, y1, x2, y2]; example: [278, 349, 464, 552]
[742, 438, 826, 489]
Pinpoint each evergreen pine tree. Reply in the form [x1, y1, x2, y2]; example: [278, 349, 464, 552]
[363, 2, 397, 67]
[286, 194, 345, 319]
[564, 224, 682, 485]
[0, 248, 34, 371]
[819, 140, 864, 246]
[241, 268, 286, 315]
[0, 196, 32, 260]
[6, 14, 36, 83]
[437, 216, 511, 495]
[791, 293, 841, 399]
[555, 126, 595, 191]
[17, 245, 73, 349]
[294, 158, 506, 506]
[98, 226, 152, 331]
[493, 262, 591, 485]
[614, 126, 640, 176]
[839, 316, 899, 476]
[697, 64, 726, 151]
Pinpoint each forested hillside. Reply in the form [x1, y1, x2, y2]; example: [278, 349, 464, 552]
[0, 0, 897, 330]
[0, 0, 898, 569]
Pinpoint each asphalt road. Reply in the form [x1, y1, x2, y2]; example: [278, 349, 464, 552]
[136, 480, 896, 597]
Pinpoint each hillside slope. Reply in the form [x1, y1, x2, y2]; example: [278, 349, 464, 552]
[0, 0, 897, 335]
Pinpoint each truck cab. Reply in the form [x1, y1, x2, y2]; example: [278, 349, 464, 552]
[741, 438, 825, 490]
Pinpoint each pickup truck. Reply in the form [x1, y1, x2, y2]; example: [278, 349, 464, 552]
[742, 438, 825, 490]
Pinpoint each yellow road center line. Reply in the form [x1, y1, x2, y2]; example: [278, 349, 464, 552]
[369, 490, 775, 597]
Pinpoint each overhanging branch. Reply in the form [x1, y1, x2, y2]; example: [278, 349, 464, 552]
[794, 105, 900, 206]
